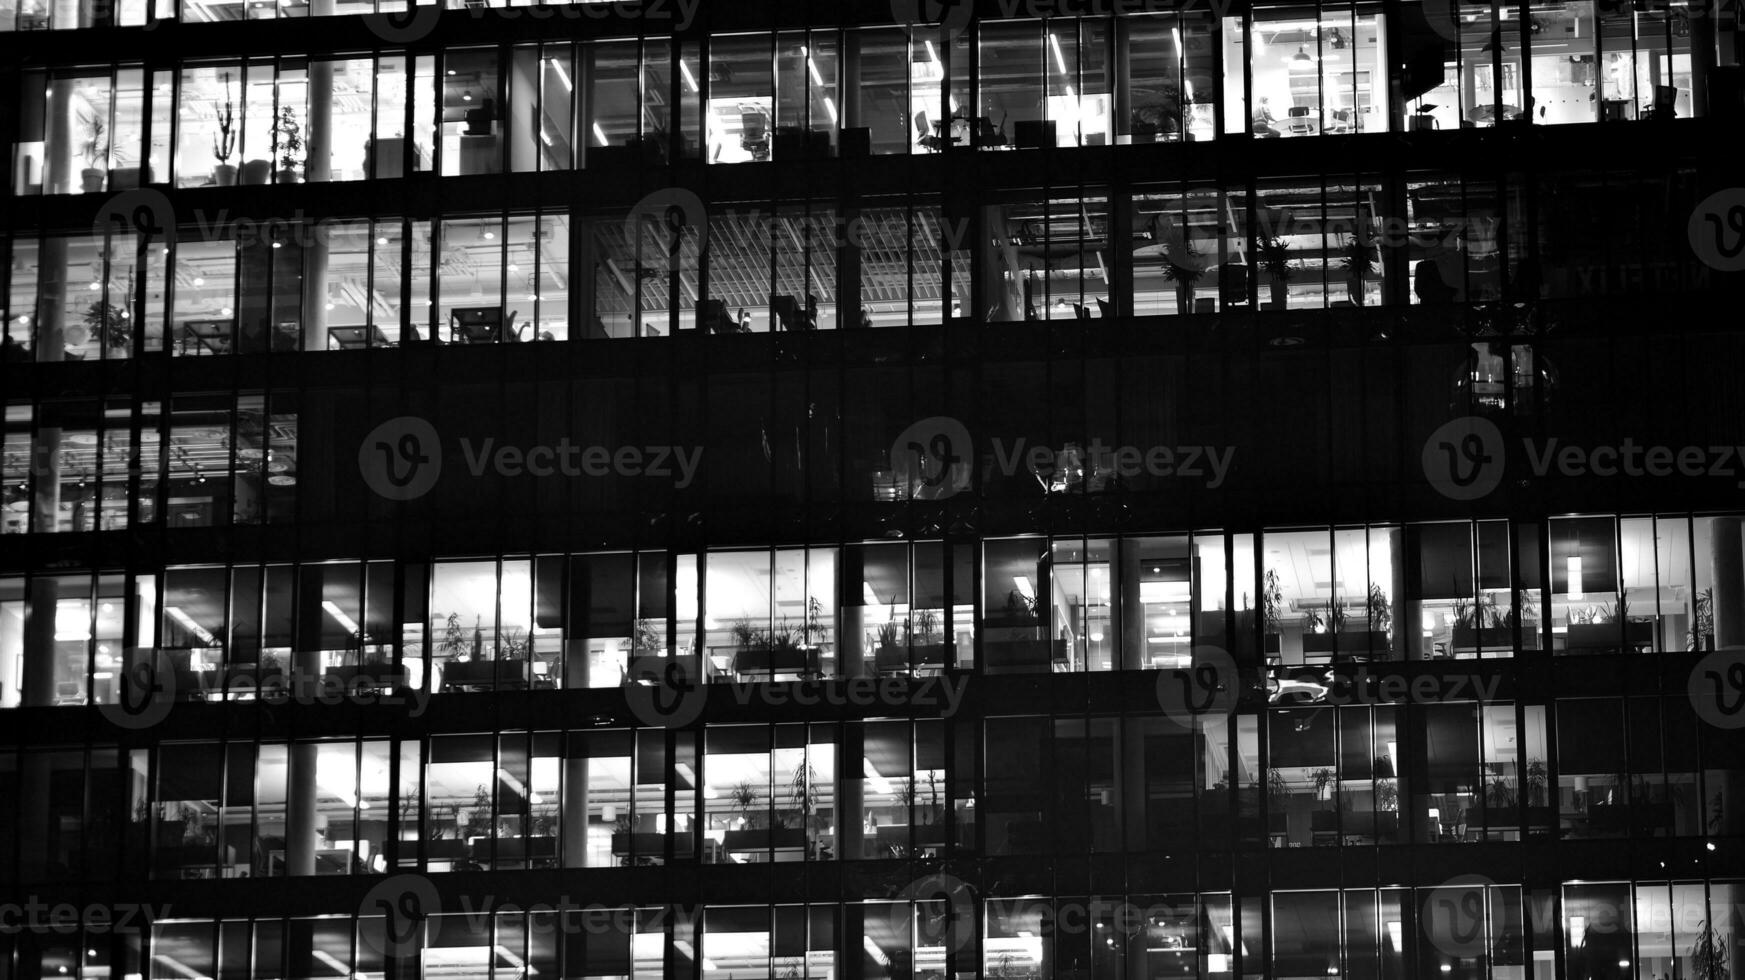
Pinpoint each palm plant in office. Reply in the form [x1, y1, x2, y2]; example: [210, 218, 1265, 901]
[1342, 233, 1379, 305]
[1689, 919, 1730, 980]
[1261, 569, 1285, 654]
[78, 110, 108, 193]
[1258, 233, 1294, 307]
[1162, 240, 1207, 313]
[1266, 768, 1291, 835]
[1687, 587, 1715, 651]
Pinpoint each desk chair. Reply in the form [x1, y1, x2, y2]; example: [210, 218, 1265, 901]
[698, 300, 733, 334]
[1285, 105, 1316, 135]
[1328, 108, 1356, 132]
[740, 112, 771, 161]
[915, 112, 950, 152]
[771, 294, 802, 331]
[974, 112, 1009, 148]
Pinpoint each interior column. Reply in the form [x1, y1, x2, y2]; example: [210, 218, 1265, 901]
[841, 547, 869, 677]
[286, 743, 320, 875]
[299, 50, 335, 351]
[562, 752, 591, 867]
[21, 576, 61, 705]
[838, 723, 864, 860]
[1711, 518, 1744, 648]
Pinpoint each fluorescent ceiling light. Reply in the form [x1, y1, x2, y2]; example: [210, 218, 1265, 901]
[1049, 33, 1069, 75]
[863, 758, 892, 795]
[679, 60, 699, 94]
[322, 600, 359, 635]
[1139, 581, 1191, 604]
[548, 58, 573, 93]
[166, 606, 217, 645]
[1567, 556, 1583, 599]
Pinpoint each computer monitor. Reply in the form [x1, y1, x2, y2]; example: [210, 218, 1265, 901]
[450, 307, 502, 343]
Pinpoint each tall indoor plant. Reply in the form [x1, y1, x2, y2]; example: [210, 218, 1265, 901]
[1258, 234, 1293, 307]
[212, 74, 238, 186]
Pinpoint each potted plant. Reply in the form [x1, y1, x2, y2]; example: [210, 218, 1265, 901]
[461, 785, 494, 841]
[908, 608, 948, 673]
[984, 588, 1060, 672]
[82, 298, 130, 356]
[212, 76, 239, 186]
[1261, 569, 1284, 654]
[1311, 767, 1337, 805]
[1266, 768, 1291, 837]
[1688, 919, 1730, 980]
[1258, 233, 1293, 307]
[1163, 240, 1207, 313]
[1451, 593, 1510, 649]
[1687, 587, 1715, 651]
[1569, 594, 1651, 653]
[1342, 233, 1378, 305]
[273, 105, 304, 184]
[873, 618, 903, 672]
[78, 110, 108, 193]
[1499, 596, 1543, 649]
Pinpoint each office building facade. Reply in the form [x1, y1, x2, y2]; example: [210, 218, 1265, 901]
[3, 0, 1745, 977]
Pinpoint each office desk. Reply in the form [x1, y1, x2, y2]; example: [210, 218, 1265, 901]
[181, 320, 234, 355]
[328, 325, 389, 349]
